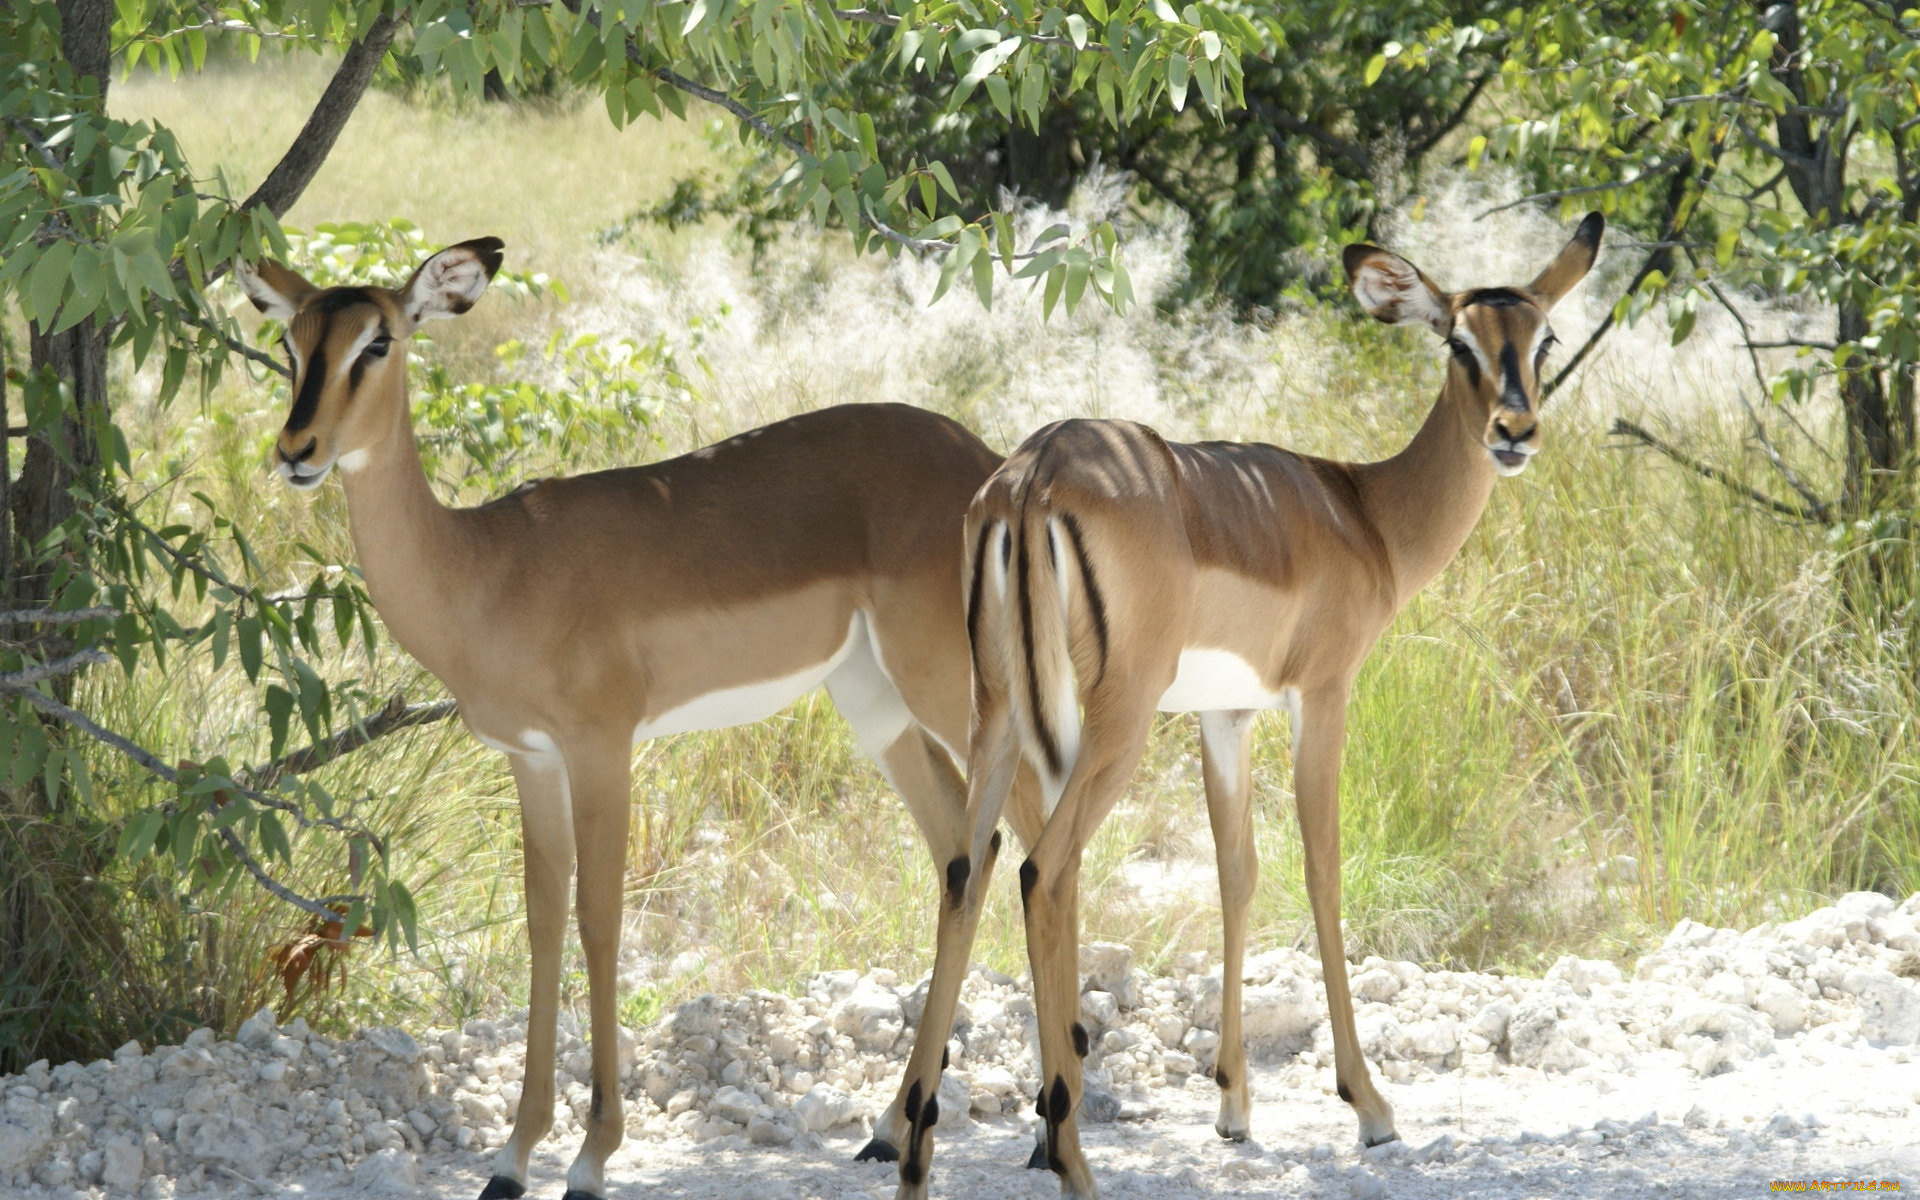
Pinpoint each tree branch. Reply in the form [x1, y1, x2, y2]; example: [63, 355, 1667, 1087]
[1697, 271, 1836, 520]
[1610, 419, 1826, 523]
[1249, 97, 1370, 172]
[648, 63, 807, 155]
[0, 648, 110, 688]
[0, 605, 121, 625]
[1409, 69, 1493, 160]
[238, 694, 458, 792]
[238, 13, 398, 220]
[167, 300, 290, 378]
[1478, 156, 1689, 217]
[830, 8, 1109, 53]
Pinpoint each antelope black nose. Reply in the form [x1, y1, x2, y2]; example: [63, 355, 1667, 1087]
[282, 436, 318, 465]
[1494, 421, 1535, 444]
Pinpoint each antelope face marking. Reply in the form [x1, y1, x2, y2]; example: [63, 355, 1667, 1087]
[269, 287, 401, 490]
[1445, 291, 1556, 477]
[1343, 211, 1604, 480]
[235, 237, 505, 490]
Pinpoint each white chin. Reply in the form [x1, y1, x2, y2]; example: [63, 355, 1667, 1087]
[276, 461, 334, 490]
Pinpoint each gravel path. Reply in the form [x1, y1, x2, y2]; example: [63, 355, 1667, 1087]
[5, 892, 1917, 1198]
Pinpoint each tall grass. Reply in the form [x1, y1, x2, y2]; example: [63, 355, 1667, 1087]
[20, 59, 1912, 1059]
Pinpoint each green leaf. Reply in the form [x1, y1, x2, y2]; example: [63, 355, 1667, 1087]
[117, 810, 166, 864]
[1363, 52, 1386, 86]
[1715, 226, 1739, 267]
[1083, 0, 1108, 22]
[28, 240, 75, 326]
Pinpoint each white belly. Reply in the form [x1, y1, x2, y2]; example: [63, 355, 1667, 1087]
[631, 618, 860, 742]
[1156, 648, 1286, 714]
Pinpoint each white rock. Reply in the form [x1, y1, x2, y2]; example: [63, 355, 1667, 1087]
[1847, 970, 1920, 1045]
[352, 1147, 417, 1194]
[99, 1135, 142, 1193]
[793, 1083, 854, 1133]
[709, 1086, 759, 1125]
[235, 1008, 278, 1049]
[1081, 943, 1137, 1008]
[831, 985, 905, 1053]
[1754, 977, 1810, 1036]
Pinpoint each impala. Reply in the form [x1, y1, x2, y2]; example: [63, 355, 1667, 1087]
[882, 213, 1604, 1198]
[238, 239, 1029, 1200]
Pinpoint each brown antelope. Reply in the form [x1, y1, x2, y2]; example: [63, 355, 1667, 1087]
[236, 239, 1032, 1200]
[885, 213, 1604, 1198]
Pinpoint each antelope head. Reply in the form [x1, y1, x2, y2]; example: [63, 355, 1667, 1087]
[1344, 212, 1604, 476]
[237, 237, 504, 489]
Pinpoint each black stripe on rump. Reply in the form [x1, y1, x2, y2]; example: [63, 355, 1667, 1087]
[1059, 512, 1108, 686]
[1015, 525, 1062, 777]
[965, 520, 993, 670]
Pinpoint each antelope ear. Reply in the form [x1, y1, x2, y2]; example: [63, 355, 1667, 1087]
[1527, 211, 1605, 310]
[1343, 244, 1451, 336]
[401, 237, 505, 323]
[235, 258, 318, 321]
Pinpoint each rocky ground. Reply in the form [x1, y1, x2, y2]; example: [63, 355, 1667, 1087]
[4, 892, 1918, 1199]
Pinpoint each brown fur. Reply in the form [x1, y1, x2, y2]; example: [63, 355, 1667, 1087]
[884, 214, 1603, 1198]
[238, 241, 1034, 1199]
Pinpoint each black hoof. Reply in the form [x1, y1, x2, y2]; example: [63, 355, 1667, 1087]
[1026, 1140, 1049, 1170]
[477, 1178, 526, 1200]
[560, 1192, 603, 1200]
[854, 1137, 900, 1163]
[1363, 1131, 1401, 1149]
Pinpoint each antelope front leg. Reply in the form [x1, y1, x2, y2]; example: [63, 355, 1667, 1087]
[482, 754, 575, 1200]
[561, 737, 635, 1200]
[1199, 710, 1258, 1141]
[1294, 689, 1396, 1147]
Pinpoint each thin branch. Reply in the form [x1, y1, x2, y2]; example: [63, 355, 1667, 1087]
[237, 14, 398, 220]
[649, 64, 806, 155]
[830, 8, 1108, 52]
[216, 825, 365, 921]
[1746, 338, 1838, 351]
[1410, 69, 1493, 159]
[0, 674, 386, 921]
[239, 694, 458, 792]
[1610, 419, 1826, 523]
[1478, 156, 1689, 217]
[2, 676, 180, 781]
[166, 300, 290, 377]
[1697, 272, 1835, 519]
[0, 648, 111, 688]
[0, 605, 121, 625]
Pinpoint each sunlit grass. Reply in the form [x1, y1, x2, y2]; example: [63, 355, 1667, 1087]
[46, 57, 1920, 1057]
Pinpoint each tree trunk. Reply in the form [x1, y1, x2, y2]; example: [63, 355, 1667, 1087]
[1838, 301, 1910, 513]
[5, 0, 112, 812]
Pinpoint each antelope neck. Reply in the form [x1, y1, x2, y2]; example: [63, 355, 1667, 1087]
[1350, 374, 1499, 601]
[335, 387, 472, 672]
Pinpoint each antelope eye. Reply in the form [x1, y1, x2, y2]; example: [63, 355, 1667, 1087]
[1447, 337, 1473, 358]
[363, 336, 392, 359]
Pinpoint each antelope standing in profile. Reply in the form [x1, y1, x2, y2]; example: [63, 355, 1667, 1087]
[238, 240, 1036, 1200]
[883, 214, 1604, 1198]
